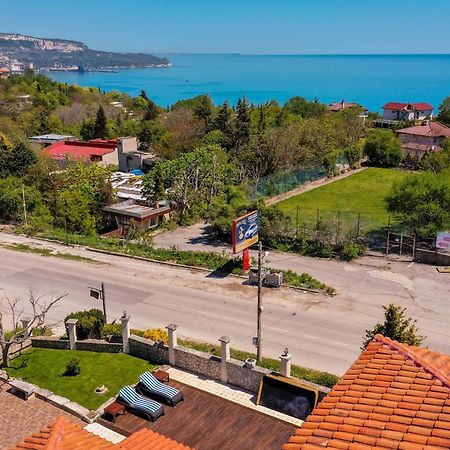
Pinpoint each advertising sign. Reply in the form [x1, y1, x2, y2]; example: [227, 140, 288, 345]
[436, 231, 450, 252]
[232, 210, 259, 254]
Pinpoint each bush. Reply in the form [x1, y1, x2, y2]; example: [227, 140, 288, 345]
[65, 309, 105, 340]
[101, 323, 122, 341]
[364, 129, 402, 167]
[339, 242, 366, 261]
[143, 328, 168, 344]
[63, 357, 80, 376]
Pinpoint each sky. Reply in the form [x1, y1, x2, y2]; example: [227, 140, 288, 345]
[2, 0, 450, 55]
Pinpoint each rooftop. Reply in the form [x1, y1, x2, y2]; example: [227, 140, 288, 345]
[29, 134, 76, 141]
[383, 102, 434, 111]
[101, 379, 296, 450]
[283, 334, 450, 450]
[328, 101, 361, 112]
[103, 200, 171, 219]
[397, 121, 450, 138]
[45, 139, 117, 161]
[12, 415, 192, 450]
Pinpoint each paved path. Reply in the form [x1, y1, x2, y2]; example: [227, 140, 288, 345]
[1, 232, 450, 377]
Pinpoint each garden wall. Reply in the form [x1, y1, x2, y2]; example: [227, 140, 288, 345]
[128, 335, 168, 364]
[0, 339, 32, 365]
[31, 336, 70, 350]
[415, 248, 450, 266]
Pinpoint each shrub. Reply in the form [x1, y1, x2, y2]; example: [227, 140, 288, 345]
[63, 357, 80, 376]
[101, 323, 122, 341]
[65, 309, 105, 340]
[364, 129, 402, 167]
[339, 242, 366, 261]
[143, 328, 168, 344]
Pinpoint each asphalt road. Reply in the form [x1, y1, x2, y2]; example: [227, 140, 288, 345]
[1, 232, 450, 376]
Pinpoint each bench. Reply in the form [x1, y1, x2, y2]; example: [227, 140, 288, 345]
[9, 379, 37, 400]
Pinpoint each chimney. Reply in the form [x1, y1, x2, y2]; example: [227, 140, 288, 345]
[422, 119, 429, 126]
[341, 99, 345, 109]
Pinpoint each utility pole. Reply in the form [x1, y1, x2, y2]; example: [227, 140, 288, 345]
[256, 241, 263, 363]
[385, 215, 391, 258]
[22, 184, 28, 227]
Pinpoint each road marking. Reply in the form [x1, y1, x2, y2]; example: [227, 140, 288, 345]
[408, 262, 415, 268]
[304, 334, 319, 340]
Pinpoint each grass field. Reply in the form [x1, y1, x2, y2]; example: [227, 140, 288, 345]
[6, 348, 155, 409]
[274, 168, 408, 233]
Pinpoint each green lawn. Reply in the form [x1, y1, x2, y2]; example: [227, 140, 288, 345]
[6, 348, 155, 410]
[275, 168, 408, 232]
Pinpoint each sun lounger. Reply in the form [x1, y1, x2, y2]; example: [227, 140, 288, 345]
[117, 385, 164, 421]
[137, 371, 184, 406]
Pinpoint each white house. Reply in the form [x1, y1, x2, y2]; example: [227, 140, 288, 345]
[382, 102, 433, 121]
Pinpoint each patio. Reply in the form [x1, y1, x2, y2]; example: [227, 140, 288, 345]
[100, 380, 296, 450]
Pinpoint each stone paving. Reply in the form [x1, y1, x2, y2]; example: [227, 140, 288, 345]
[0, 380, 84, 450]
[166, 366, 303, 426]
[84, 422, 125, 444]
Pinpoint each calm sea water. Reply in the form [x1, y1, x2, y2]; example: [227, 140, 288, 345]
[48, 54, 450, 112]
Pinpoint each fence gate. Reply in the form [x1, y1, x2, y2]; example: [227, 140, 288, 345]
[385, 232, 416, 260]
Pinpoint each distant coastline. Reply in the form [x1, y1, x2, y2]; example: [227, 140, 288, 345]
[47, 53, 450, 112]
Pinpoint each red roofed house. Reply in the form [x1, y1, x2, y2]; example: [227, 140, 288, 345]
[382, 102, 434, 122]
[45, 138, 119, 167]
[12, 415, 192, 450]
[283, 334, 450, 450]
[396, 121, 450, 159]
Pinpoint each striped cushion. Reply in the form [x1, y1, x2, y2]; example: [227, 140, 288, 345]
[118, 385, 161, 413]
[140, 372, 180, 399]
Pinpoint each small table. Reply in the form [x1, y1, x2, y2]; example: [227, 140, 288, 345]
[104, 402, 125, 422]
[153, 369, 170, 383]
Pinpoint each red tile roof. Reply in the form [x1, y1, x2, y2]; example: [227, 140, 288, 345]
[397, 121, 450, 138]
[45, 139, 117, 161]
[283, 334, 450, 450]
[11, 416, 192, 450]
[383, 102, 434, 111]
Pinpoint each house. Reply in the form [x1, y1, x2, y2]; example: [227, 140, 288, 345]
[283, 334, 450, 450]
[117, 137, 158, 173]
[103, 199, 172, 231]
[382, 102, 434, 121]
[45, 139, 119, 167]
[29, 133, 76, 147]
[110, 172, 145, 201]
[396, 121, 450, 159]
[44, 136, 158, 171]
[12, 415, 192, 449]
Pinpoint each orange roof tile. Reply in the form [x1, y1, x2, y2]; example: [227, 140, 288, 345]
[118, 428, 193, 450]
[283, 334, 450, 450]
[11, 416, 192, 450]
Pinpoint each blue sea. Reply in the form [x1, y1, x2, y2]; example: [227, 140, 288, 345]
[47, 54, 450, 113]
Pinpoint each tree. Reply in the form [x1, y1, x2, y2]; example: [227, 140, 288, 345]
[93, 105, 108, 139]
[0, 289, 66, 367]
[419, 139, 450, 173]
[385, 169, 450, 238]
[344, 145, 363, 168]
[284, 96, 327, 119]
[364, 129, 402, 167]
[143, 100, 159, 121]
[362, 304, 425, 349]
[322, 150, 341, 177]
[234, 98, 251, 151]
[80, 118, 96, 141]
[140, 89, 149, 102]
[437, 96, 450, 126]
[214, 101, 234, 149]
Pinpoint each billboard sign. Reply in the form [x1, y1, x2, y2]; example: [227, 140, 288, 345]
[436, 231, 450, 252]
[232, 210, 259, 254]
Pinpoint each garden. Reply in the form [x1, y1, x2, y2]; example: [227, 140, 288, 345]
[5, 348, 155, 410]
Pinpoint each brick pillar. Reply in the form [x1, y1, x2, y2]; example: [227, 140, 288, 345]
[121, 311, 130, 353]
[219, 336, 230, 384]
[280, 348, 292, 378]
[165, 324, 178, 366]
[21, 318, 31, 338]
[66, 319, 78, 350]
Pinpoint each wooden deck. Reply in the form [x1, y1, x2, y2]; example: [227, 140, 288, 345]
[100, 381, 296, 450]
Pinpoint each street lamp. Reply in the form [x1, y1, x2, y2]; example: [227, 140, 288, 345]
[89, 282, 107, 322]
[256, 242, 269, 363]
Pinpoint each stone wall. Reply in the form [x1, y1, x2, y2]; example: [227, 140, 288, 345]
[227, 358, 271, 392]
[0, 339, 32, 365]
[31, 336, 70, 350]
[174, 346, 221, 381]
[75, 339, 122, 353]
[128, 335, 169, 364]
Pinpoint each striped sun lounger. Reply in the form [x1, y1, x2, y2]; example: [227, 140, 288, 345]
[137, 371, 184, 406]
[117, 385, 164, 421]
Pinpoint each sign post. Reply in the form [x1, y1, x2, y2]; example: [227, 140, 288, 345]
[232, 210, 259, 269]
